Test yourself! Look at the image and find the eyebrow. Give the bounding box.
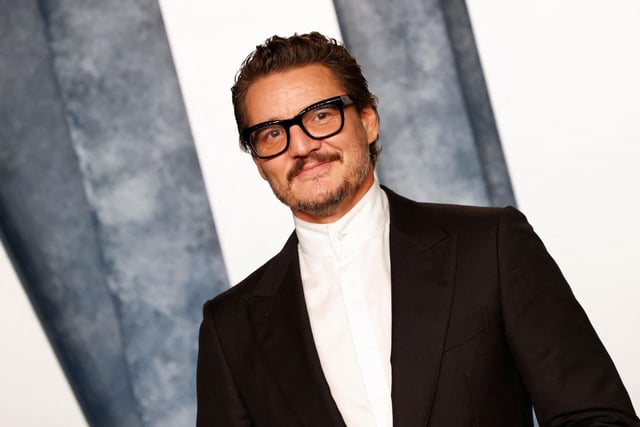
[252,97,334,125]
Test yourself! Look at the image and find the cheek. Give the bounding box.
[256,158,290,183]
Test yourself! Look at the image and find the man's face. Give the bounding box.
[244,64,379,224]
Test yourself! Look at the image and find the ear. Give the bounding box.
[252,156,268,180]
[360,105,380,145]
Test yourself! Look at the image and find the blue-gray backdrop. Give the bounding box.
[0,0,514,425]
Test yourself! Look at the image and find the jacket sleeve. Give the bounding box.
[497,206,640,426]
[196,300,252,427]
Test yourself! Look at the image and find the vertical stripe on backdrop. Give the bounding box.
[1,3,142,424]
[332,0,516,207]
[440,0,516,206]
[0,0,229,425]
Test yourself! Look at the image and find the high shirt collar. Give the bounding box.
[294,180,389,257]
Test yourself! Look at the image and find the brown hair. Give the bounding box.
[231,32,380,163]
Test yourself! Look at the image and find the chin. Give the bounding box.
[292,180,353,216]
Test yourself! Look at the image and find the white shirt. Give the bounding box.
[294,182,393,427]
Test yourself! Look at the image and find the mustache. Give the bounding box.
[287,151,342,182]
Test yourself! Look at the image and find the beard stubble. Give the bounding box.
[268,148,371,218]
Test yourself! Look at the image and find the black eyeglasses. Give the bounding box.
[241,95,354,159]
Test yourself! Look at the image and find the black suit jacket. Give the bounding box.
[197,187,639,426]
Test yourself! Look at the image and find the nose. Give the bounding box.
[287,124,322,157]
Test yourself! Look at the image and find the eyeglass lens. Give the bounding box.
[250,102,343,158]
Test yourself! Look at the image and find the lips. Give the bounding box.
[287,152,342,181]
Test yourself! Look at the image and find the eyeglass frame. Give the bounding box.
[240,95,355,159]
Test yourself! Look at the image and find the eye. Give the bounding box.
[309,105,339,124]
[267,128,282,139]
[315,110,330,121]
[254,125,285,145]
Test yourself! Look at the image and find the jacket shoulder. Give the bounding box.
[383,185,523,232]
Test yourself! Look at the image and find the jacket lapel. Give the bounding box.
[385,188,457,426]
[247,233,345,426]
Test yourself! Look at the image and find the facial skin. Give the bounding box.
[245,64,379,224]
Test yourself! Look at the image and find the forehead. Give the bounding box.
[244,64,345,125]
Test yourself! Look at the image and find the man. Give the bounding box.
[197,32,639,426]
